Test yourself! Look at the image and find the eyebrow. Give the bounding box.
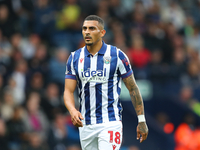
[82,26,97,29]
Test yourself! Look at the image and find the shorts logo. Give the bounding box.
[112,145,116,150]
[104,56,111,64]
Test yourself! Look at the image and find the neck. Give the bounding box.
[87,40,103,56]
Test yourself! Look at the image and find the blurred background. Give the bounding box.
[0,0,200,150]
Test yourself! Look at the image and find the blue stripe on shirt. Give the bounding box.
[73,49,82,112]
[118,50,131,72]
[66,54,72,74]
[121,69,133,79]
[108,46,117,121]
[65,74,76,80]
[84,55,91,125]
[95,54,104,123]
[117,75,122,120]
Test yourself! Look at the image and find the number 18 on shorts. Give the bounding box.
[79,121,122,150]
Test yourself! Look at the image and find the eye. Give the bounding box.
[90,27,95,30]
[82,27,87,30]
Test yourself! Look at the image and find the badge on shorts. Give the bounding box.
[103,56,111,64]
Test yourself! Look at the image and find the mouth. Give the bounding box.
[85,36,92,41]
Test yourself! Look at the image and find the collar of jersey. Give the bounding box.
[84,41,107,57]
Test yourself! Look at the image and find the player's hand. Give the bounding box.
[137,122,148,143]
[70,110,84,127]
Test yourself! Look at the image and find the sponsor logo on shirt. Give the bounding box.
[81,68,107,82]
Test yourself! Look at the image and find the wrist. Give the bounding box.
[68,108,77,114]
[138,115,146,123]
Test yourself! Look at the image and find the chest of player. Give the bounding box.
[74,54,118,83]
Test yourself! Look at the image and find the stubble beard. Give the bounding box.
[85,42,93,46]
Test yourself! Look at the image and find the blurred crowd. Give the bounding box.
[0,0,200,150]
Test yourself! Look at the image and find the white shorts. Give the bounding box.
[79,121,123,150]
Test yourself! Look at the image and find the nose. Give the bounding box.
[85,29,90,34]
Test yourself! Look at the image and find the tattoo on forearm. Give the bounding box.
[123,75,144,115]
[138,122,147,133]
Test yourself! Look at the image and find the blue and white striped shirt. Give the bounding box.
[65,42,133,125]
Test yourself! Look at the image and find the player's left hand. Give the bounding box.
[137,122,148,143]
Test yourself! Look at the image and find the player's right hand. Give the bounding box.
[137,122,148,143]
[70,110,84,127]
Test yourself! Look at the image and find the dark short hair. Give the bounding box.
[84,15,104,29]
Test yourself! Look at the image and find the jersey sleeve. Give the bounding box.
[65,52,77,80]
[118,50,133,79]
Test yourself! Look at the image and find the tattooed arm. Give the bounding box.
[123,74,148,143]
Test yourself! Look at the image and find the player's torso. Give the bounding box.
[72,44,122,125]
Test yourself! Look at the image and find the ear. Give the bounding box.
[101,29,106,38]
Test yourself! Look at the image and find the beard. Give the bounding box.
[85,42,93,46]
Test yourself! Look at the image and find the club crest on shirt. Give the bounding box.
[103,56,111,64]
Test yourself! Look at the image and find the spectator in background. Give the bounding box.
[161,23,176,63]
[0,4,16,38]
[126,1,147,35]
[19,34,40,60]
[26,72,45,97]
[169,47,187,81]
[54,0,82,51]
[6,106,26,150]
[0,74,4,99]
[179,85,194,104]
[10,33,38,60]
[186,25,200,54]
[143,22,165,51]
[0,119,9,150]
[95,0,110,39]
[183,16,194,38]
[4,77,23,106]
[174,113,200,150]
[47,112,80,150]
[190,0,200,25]
[0,29,12,66]
[41,83,66,121]
[11,59,28,105]
[21,132,49,150]
[148,50,166,81]
[128,35,151,68]
[0,91,15,121]
[177,0,195,15]
[146,0,160,23]
[22,92,49,140]
[49,48,69,89]
[33,0,56,41]
[182,61,200,87]
[161,1,186,30]
[178,86,200,117]
[11,0,34,36]
[56,0,81,31]
[109,20,128,52]
[108,0,126,21]
[28,43,49,76]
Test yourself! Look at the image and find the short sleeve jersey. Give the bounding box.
[65,42,133,125]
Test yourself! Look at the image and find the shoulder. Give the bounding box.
[108,44,125,55]
[106,44,121,55]
[70,47,84,58]
[72,47,84,55]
